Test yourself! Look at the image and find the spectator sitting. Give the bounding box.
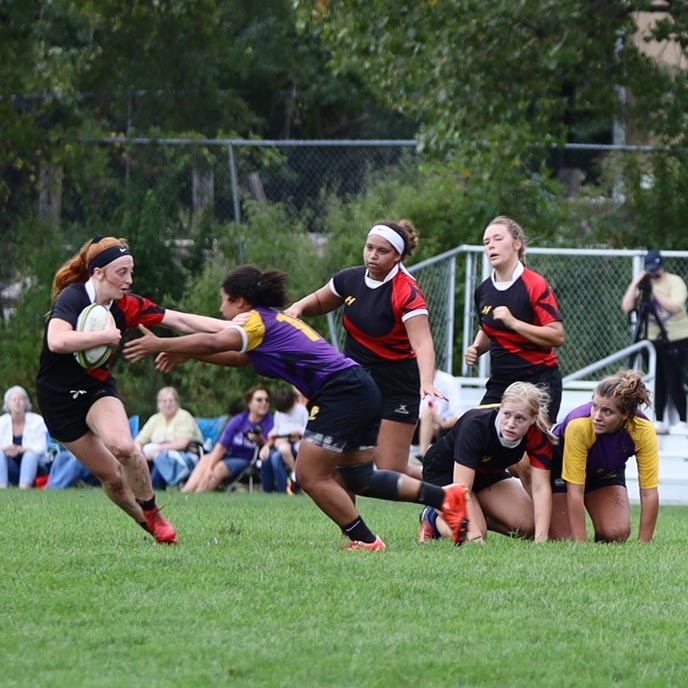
[47,416,140,489]
[259,386,308,493]
[47,447,99,489]
[135,387,203,489]
[182,386,274,493]
[0,385,50,489]
[417,370,462,458]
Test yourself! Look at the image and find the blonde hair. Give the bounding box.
[52,236,129,303]
[595,369,651,418]
[372,219,419,259]
[487,216,528,265]
[501,381,558,444]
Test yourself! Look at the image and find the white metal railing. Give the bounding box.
[455,340,657,415]
[562,340,655,384]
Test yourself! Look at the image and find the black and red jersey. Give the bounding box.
[433,406,553,474]
[330,265,428,367]
[474,267,562,380]
[37,281,165,389]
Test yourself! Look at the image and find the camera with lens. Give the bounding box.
[244,423,263,439]
[638,274,653,299]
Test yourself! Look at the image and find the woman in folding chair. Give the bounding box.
[181,386,273,493]
[124,265,470,551]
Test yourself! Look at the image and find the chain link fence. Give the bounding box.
[327,246,688,380]
[56,137,417,233]
[47,137,660,233]
[24,137,688,380]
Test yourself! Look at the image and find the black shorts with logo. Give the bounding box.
[364,357,420,424]
[303,366,382,453]
[36,378,120,443]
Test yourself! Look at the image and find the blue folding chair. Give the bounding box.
[194,415,229,453]
[129,415,140,437]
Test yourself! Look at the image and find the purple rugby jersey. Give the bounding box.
[233,306,358,400]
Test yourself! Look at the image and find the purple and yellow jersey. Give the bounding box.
[228,306,358,400]
[557,402,659,489]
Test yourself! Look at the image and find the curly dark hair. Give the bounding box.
[222,265,289,308]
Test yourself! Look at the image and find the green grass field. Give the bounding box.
[3,489,687,688]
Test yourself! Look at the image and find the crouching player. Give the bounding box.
[419,382,556,543]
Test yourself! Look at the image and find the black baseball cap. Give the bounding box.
[644,250,663,272]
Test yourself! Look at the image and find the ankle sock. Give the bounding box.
[342,517,376,544]
[138,497,156,512]
[417,483,445,509]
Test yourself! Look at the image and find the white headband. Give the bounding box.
[367,224,405,255]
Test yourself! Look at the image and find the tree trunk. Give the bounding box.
[192,166,214,232]
[38,165,63,226]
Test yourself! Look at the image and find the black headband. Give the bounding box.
[88,245,131,274]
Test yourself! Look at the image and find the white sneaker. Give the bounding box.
[670,421,688,435]
[654,421,669,435]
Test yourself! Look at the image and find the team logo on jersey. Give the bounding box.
[309,405,320,421]
[70,389,87,399]
[394,404,409,415]
[344,296,356,306]
[481,305,492,315]
[481,454,491,463]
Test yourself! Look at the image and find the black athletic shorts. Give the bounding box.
[365,357,420,424]
[421,440,453,486]
[303,366,381,453]
[481,365,562,424]
[36,378,120,443]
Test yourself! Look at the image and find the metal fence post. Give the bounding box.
[227,142,241,225]
[445,255,456,374]
[462,250,474,377]
[227,142,243,262]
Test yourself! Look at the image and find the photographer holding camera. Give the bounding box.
[182,386,274,492]
[622,250,688,434]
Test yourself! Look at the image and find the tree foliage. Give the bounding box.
[295,1,688,248]
[3,0,688,413]
[297,1,684,150]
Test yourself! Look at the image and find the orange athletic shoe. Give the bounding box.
[441,483,469,546]
[342,535,386,551]
[418,506,440,542]
[143,506,179,544]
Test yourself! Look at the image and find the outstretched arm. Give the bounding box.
[160,309,230,334]
[283,285,343,319]
[124,325,245,363]
[154,350,250,373]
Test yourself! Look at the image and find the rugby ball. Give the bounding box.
[75,303,115,369]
